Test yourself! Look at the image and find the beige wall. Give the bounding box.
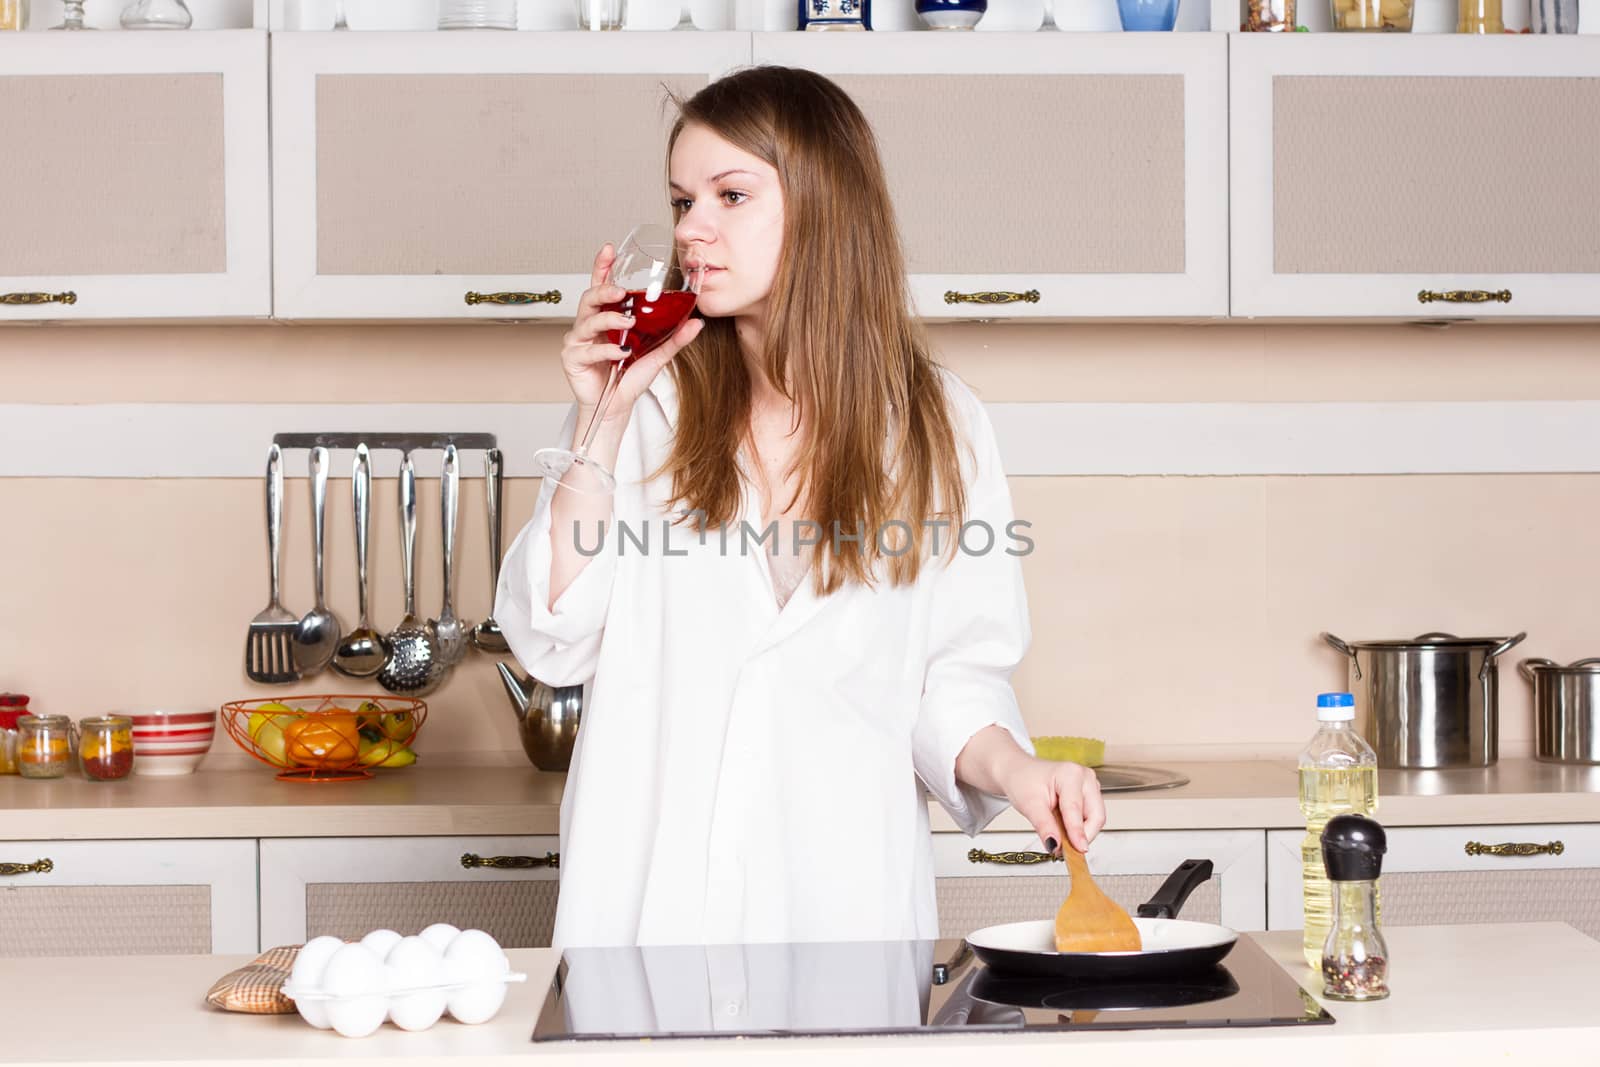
[4,322,1599,768]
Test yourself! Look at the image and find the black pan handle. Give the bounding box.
[1136,859,1214,919]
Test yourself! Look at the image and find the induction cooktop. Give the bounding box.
[531,935,1333,1041]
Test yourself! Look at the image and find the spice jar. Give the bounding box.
[1320,813,1390,1001]
[17,713,74,780]
[1457,0,1503,32]
[0,694,29,774]
[1244,0,1296,30]
[79,716,134,781]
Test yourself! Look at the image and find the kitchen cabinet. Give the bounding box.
[0,31,271,323]
[1267,822,1600,940]
[1231,35,1600,321]
[259,835,561,948]
[753,32,1230,322]
[269,31,748,321]
[0,839,257,956]
[934,829,1264,939]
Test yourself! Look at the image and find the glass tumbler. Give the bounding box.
[1330,0,1412,28]
[576,0,625,30]
[439,0,517,28]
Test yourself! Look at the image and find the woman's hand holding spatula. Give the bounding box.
[1051,812,1142,954]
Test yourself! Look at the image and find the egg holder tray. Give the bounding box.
[280,973,529,1004]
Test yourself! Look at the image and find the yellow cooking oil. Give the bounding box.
[1300,765,1379,967]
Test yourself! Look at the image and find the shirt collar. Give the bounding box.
[647,365,680,428]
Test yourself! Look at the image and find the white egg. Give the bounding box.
[417,922,461,954]
[359,928,403,961]
[287,936,345,1030]
[444,929,511,1025]
[319,943,388,1038]
[384,936,447,1032]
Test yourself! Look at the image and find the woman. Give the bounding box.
[496,66,1104,949]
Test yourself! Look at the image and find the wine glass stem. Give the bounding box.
[573,359,624,462]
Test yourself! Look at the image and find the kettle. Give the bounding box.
[495,662,583,772]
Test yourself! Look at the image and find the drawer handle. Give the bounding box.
[1417,289,1511,305]
[464,290,562,306]
[460,852,559,870]
[943,289,1040,306]
[0,858,53,876]
[1,291,76,306]
[1465,840,1564,858]
[967,848,1059,866]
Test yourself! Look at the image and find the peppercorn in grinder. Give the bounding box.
[1320,814,1389,1001]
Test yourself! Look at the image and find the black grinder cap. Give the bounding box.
[1321,814,1387,882]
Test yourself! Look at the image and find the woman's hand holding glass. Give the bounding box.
[537,230,704,494]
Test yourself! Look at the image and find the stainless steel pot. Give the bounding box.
[1519,657,1600,765]
[1321,631,1526,769]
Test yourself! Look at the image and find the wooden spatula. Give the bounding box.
[1054,846,1142,953]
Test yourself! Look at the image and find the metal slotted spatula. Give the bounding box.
[1055,846,1142,954]
[245,444,301,684]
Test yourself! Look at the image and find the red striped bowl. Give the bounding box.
[120,709,216,776]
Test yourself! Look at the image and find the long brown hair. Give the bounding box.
[659,66,967,597]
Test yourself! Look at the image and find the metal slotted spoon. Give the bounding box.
[378,453,440,696]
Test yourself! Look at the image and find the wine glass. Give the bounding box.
[532,225,702,494]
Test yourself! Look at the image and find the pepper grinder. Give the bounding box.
[1320,813,1389,1001]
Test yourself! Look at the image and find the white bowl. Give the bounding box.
[126,712,216,775]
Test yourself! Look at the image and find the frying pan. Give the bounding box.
[965,859,1239,982]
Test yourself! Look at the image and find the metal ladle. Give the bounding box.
[378,453,440,695]
[471,448,509,654]
[291,445,342,678]
[332,444,387,678]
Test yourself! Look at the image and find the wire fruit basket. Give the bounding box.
[221,695,427,782]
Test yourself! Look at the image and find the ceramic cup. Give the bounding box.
[916,0,987,28]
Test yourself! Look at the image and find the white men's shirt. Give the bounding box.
[495,365,1033,948]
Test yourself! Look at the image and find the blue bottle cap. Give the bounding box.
[1317,693,1355,708]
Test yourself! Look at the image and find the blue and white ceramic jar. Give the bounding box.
[915,0,987,29]
[799,0,872,30]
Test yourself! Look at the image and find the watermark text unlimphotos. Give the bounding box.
[565,511,1035,558]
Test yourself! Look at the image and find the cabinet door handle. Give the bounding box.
[460,852,559,870]
[464,290,562,306]
[943,289,1040,306]
[1417,289,1512,305]
[0,858,53,876]
[967,848,1059,866]
[1,291,76,306]
[1465,840,1564,858]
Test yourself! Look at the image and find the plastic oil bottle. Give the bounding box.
[1299,692,1378,968]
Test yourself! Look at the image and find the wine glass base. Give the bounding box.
[532,448,617,494]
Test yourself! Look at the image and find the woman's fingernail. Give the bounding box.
[1045,837,1058,853]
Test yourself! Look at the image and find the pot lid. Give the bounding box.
[1519,657,1600,674]
[1339,632,1517,650]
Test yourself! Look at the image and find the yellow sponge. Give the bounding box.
[1032,736,1106,767]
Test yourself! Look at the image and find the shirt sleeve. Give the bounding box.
[911,375,1035,836]
[493,404,621,688]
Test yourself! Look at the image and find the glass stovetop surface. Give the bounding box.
[532,935,1333,1041]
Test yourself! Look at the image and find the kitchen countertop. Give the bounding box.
[3,759,1599,841]
[4,923,1598,1065]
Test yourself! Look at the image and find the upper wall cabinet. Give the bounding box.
[1231,35,1600,321]
[270,31,748,321]
[751,32,1230,321]
[0,31,270,323]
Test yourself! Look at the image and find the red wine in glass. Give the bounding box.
[529,224,702,494]
[602,288,698,369]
